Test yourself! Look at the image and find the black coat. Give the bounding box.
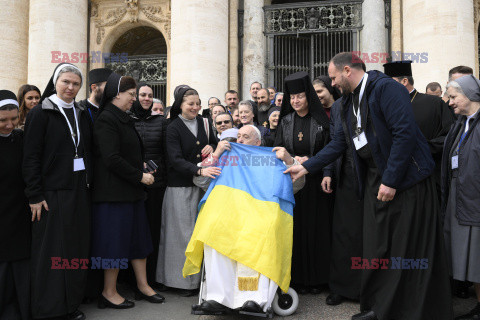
[78,99,100,123]
[166,116,217,187]
[0,130,30,261]
[129,111,168,188]
[23,99,93,204]
[93,103,145,202]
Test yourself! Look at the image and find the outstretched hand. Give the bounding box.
[283,164,308,182]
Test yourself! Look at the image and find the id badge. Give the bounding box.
[74,158,85,171]
[451,155,458,169]
[353,131,368,150]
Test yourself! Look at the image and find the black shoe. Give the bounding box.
[134,288,165,303]
[152,282,169,292]
[455,303,480,320]
[177,289,197,297]
[293,285,308,295]
[199,300,230,313]
[67,310,86,320]
[326,293,345,306]
[240,300,263,313]
[310,286,323,294]
[352,310,378,320]
[455,286,471,299]
[97,294,135,309]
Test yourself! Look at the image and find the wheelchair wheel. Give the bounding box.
[272,287,299,316]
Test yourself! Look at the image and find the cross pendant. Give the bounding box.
[298,131,304,141]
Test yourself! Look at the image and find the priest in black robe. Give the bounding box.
[384,61,455,201]
[0,90,31,320]
[286,52,452,320]
[78,68,112,124]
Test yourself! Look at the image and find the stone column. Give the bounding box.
[390,0,403,53]
[242,0,265,100]
[403,0,475,90]
[360,0,387,71]
[229,0,240,93]
[170,0,229,108]
[28,0,88,98]
[0,0,29,93]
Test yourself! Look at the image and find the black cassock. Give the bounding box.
[275,112,334,288]
[349,95,452,320]
[410,89,455,199]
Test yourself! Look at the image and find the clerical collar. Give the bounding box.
[87,98,99,109]
[49,94,74,109]
[0,132,11,137]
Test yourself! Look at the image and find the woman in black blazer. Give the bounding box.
[92,73,163,309]
[156,86,218,296]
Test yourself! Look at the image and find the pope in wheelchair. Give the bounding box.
[182,126,304,317]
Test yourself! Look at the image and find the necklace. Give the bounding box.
[296,113,309,142]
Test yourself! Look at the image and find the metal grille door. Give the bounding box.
[265,1,362,92]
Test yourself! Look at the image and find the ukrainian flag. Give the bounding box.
[183,143,295,292]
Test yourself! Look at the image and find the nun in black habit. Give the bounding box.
[274,72,334,293]
[23,63,92,320]
[0,90,31,320]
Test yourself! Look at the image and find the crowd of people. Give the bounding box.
[1,51,479,320]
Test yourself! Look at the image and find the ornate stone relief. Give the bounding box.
[92,0,171,45]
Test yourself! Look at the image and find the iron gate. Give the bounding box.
[106,54,167,104]
[265,1,362,92]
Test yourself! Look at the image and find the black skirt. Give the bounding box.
[361,166,453,320]
[31,171,90,319]
[291,173,333,287]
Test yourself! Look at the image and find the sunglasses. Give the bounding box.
[216,120,231,125]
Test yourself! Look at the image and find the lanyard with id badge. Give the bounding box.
[451,122,469,170]
[58,106,85,171]
[352,74,369,150]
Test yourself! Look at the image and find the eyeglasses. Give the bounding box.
[216,120,231,125]
[126,92,137,98]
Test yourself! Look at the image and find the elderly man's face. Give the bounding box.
[0,109,19,135]
[237,126,261,146]
[152,102,164,115]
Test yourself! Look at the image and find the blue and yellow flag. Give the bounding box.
[183,143,295,292]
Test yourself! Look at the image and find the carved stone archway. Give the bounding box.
[89,0,171,104]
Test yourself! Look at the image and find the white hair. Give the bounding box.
[153,98,164,106]
[446,80,465,96]
[238,100,254,113]
[245,124,261,142]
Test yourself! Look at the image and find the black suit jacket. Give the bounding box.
[166,116,217,187]
[92,103,145,202]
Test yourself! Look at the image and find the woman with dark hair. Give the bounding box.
[263,106,280,147]
[17,84,41,129]
[92,73,164,309]
[313,76,341,119]
[274,71,333,294]
[156,86,218,296]
[129,82,168,289]
[23,63,92,320]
